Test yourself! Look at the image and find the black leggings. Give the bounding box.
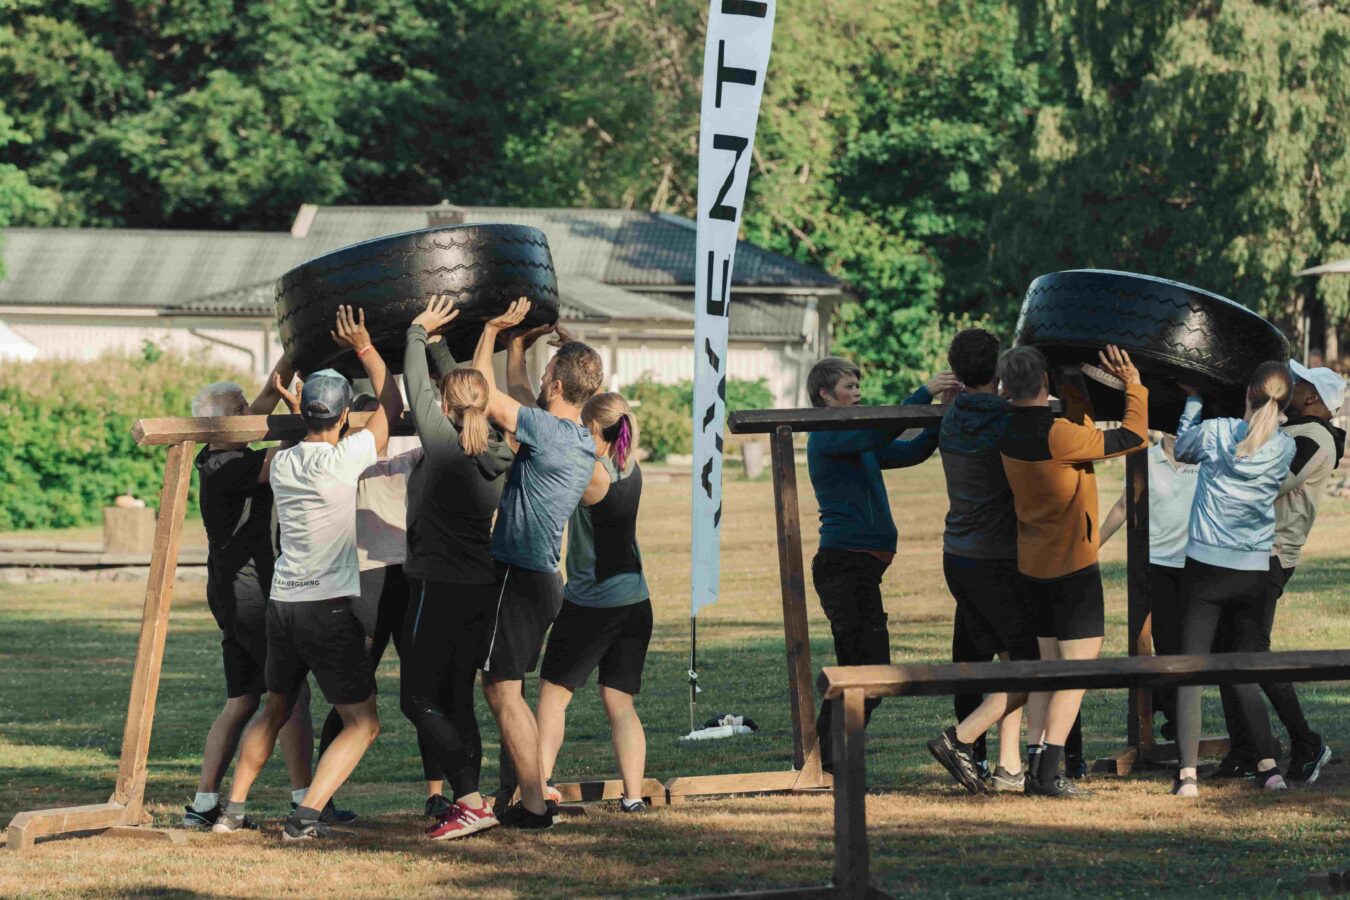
[1218,561,1319,760]
[1176,558,1280,769]
[317,565,441,782]
[399,578,494,800]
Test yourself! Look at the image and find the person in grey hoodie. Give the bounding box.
[1171,361,1296,798]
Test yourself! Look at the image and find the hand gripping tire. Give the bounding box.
[275,224,559,378]
[1014,270,1290,426]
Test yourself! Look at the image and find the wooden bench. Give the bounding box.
[807,650,1350,899]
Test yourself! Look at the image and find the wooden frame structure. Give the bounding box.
[729,402,1226,779]
[803,651,1350,898]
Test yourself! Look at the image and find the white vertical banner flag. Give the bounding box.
[690,0,776,616]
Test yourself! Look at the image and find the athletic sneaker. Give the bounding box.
[1025,775,1089,799]
[1209,756,1257,780]
[619,799,649,814]
[1065,753,1088,780]
[210,810,261,833]
[182,803,221,829]
[989,766,1025,793]
[282,818,332,841]
[1259,771,1288,791]
[926,726,986,795]
[496,802,554,831]
[424,794,454,820]
[427,802,500,841]
[974,759,991,783]
[292,800,358,825]
[1286,742,1333,784]
[1171,776,1199,798]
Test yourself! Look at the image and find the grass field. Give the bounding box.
[2,461,1349,897]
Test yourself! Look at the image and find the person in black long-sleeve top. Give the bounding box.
[400,295,516,840]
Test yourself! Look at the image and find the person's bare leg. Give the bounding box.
[600,686,646,801]
[1024,637,1059,746]
[1043,637,1103,744]
[278,681,314,790]
[997,706,1024,773]
[197,695,260,793]
[483,675,547,815]
[953,651,1028,748]
[428,780,444,799]
[537,680,574,784]
[226,691,299,804]
[300,693,380,813]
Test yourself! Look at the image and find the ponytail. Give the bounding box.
[1235,361,1293,458]
[441,369,491,457]
[582,392,640,474]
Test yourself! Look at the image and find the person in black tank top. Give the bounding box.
[538,392,655,813]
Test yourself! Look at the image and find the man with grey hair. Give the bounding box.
[184,355,316,830]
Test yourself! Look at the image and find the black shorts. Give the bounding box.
[942,554,1039,661]
[206,580,268,699]
[265,597,377,705]
[1026,564,1105,641]
[483,563,564,680]
[541,599,653,695]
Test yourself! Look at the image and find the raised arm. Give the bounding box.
[1048,347,1148,463]
[333,305,402,455]
[259,372,303,483]
[473,297,531,435]
[406,294,463,445]
[248,355,296,415]
[506,325,552,408]
[1173,387,1209,464]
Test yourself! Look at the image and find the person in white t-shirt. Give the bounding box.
[1101,431,1200,740]
[214,305,403,842]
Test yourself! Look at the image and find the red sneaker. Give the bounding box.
[426,802,499,841]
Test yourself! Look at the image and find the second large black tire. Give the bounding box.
[275,224,560,377]
[1014,269,1291,426]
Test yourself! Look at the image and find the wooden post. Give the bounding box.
[1125,449,1153,754]
[7,440,194,850]
[772,426,817,772]
[832,689,870,899]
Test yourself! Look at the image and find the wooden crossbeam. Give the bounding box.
[131,411,417,446]
[727,402,1062,435]
[818,650,1350,699]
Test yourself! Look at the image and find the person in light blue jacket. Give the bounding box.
[1171,361,1296,798]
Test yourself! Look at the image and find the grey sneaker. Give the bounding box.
[282,818,332,841]
[926,726,986,794]
[619,799,649,814]
[990,766,1026,792]
[210,810,260,833]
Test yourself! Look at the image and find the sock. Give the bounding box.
[621,798,644,811]
[192,792,219,813]
[1039,743,1065,785]
[1027,744,1043,779]
[224,800,246,818]
[293,804,323,824]
[291,788,308,805]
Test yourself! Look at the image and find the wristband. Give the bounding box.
[356,344,374,358]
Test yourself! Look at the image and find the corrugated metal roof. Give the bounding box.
[637,292,809,339]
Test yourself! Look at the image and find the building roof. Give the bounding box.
[0,203,839,341]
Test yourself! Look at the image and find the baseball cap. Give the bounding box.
[300,369,353,427]
[1290,360,1346,414]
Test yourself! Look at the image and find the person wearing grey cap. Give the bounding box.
[214,305,403,841]
[1215,361,1345,785]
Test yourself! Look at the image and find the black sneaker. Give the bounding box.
[619,799,649,814]
[1025,775,1090,798]
[210,810,261,833]
[424,794,453,819]
[291,800,358,825]
[282,818,332,841]
[497,802,553,830]
[1286,742,1333,784]
[1065,753,1088,780]
[990,766,1026,793]
[926,726,987,795]
[182,803,221,829]
[1209,756,1257,780]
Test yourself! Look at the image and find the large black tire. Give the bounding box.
[1014,269,1290,426]
[275,224,559,377]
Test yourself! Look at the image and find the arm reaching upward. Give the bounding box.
[333,305,402,455]
[473,297,531,435]
[506,324,551,408]
[248,355,296,415]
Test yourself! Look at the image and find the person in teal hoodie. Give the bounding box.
[805,357,960,772]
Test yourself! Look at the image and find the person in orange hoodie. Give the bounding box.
[1001,344,1146,797]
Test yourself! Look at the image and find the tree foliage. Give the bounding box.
[3,0,1349,399]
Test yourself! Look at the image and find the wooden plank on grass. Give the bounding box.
[818,650,1350,699]
[552,778,668,806]
[665,770,805,798]
[5,803,130,851]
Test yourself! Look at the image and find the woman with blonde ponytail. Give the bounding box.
[399,296,516,839]
[1170,361,1296,798]
[536,392,654,813]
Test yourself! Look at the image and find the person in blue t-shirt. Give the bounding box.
[472,297,604,831]
[805,357,960,773]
